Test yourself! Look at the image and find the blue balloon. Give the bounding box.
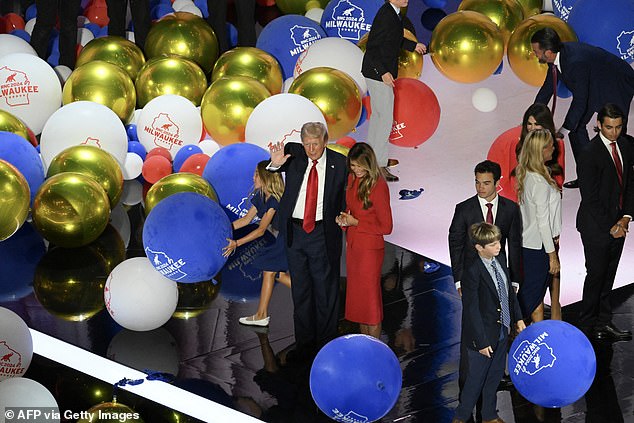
[256,15,327,80]
[557,79,572,99]
[493,60,503,75]
[567,0,634,63]
[173,144,203,173]
[0,131,45,205]
[310,334,402,421]
[320,0,383,42]
[423,0,447,7]
[194,0,209,18]
[97,25,109,38]
[420,8,446,31]
[84,22,102,37]
[143,192,231,283]
[25,3,37,21]
[10,29,30,42]
[0,223,45,302]
[509,320,596,408]
[151,4,174,20]
[202,143,269,221]
[552,0,578,22]
[127,141,147,161]
[227,23,238,49]
[126,123,139,141]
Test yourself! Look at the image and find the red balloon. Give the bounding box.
[336,136,356,149]
[84,5,110,27]
[179,153,210,176]
[146,147,173,162]
[142,155,172,184]
[487,127,565,203]
[389,79,440,148]
[3,13,25,32]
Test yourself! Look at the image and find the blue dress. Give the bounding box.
[250,192,289,272]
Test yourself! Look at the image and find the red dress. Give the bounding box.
[344,175,393,325]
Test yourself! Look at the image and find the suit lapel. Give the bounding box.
[478,259,499,298]
[324,149,335,206]
[469,195,485,222]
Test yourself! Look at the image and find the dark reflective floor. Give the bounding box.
[2,203,633,422]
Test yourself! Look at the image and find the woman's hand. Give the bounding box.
[222,238,238,257]
[548,251,560,274]
[337,211,358,227]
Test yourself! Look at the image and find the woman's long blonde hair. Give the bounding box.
[255,160,284,201]
[347,143,381,209]
[515,129,559,203]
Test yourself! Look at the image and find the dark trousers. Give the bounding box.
[455,332,508,422]
[30,0,81,68]
[286,222,340,349]
[579,231,625,330]
[105,0,150,52]
[207,0,256,53]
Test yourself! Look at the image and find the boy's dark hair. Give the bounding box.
[530,27,563,53]
[470,222,502,247]
[597,103,625,124]
[474,160,502,183]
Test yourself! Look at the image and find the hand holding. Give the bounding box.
[222,238,237,257]
[414,43,427,54]
[381,72,395,87]
[479,346,493,358]
[516,320,526,334]
[338,211,358,227]
[548,252,560,274]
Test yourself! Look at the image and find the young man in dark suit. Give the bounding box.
[577,103,633,342]
[452,222,525,423]
[268,122,348,356]
[531,27,634,188]
[361,0,425,182]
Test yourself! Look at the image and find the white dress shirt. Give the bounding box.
[520,172,562,253]
[477,194,499,223]
[292,153,327,221]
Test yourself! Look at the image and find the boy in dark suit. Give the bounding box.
[452,223,525,423]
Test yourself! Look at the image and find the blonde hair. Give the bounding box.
[515,129,559,203]
[470,222,501,247]
[255,160,284,201]
[347,143,381,209]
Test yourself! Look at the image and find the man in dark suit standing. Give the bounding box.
[106,0,150,53]
[207,0,256,54]
[30,0,81,69]
[269,122,347,355]
[531,27,634,188]
[577,103,633,342]
[361,0,425,182]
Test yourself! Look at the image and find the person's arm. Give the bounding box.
[448,205,467,292]
[222,206,268,257]
[527,176,560,274]
[267,142,292,170]
[231,205,258,231]
[340,180,393,234]
[461,264,489,352]
[535,63,554,105]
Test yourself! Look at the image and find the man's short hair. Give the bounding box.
[474,160,502,183]
[301,122,328,143]
[597,103,625,125]
[531,27,563,53]
[470,222,502,247]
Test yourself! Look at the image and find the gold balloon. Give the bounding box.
[515,0,542,18]
[458,0,524,47]
[33,244,107,321]
[0,110,35,146]
[145,173,218,216]
[47,145,124,208]
[212,47,283,95]
[145,13,218,74]
[326,143,350,157]
[33,172,111,248]
[507,14,577,86]
[430,11,505,84]
[63,60,137,123]
[173,280,220,319]
[135,56,208,108]
[275,0,328,14]
[0,159,30,241]
[89,224,126,274]
[200,76,271,145]
[357,29,423,80]
[78,402,144,423]
[76,36,146,81]
[289,67,362,140]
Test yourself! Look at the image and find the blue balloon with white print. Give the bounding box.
[320,0,383,42]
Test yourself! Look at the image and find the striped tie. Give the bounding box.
[491,260,511,329]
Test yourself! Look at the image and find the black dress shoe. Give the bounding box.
[563,179,579,189]
[497,374,513,391]
[593,324,633,341]
[381,167,399,182]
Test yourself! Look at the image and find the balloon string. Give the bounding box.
[112,370,175,401]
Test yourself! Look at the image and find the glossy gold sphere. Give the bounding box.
[47,145,124,208]
[458,0,525,47]
[200,76,271,145]
[0,159,30,241]
[326,143,350,157]
[275,0,328,14]
[515,0,542,18]
[0,110,34,145]
[289,67,361,140]
[212,47,283,95]
[135,56,209,108]
[173,280,220,319]
[145,173,218,216]
[145,13,218,74]
[76,36,146,80]
[507,14,577,87]
[430,11,505,83]
[357,29,423,80]
[33,172,111,248]
[63,60,136,123]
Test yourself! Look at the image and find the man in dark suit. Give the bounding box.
[30,0,82,68]
[106,0,150,53]
[269,122,347,355]
[577,103,633,342]
[531,27,634,188]
[207,0,256,54]
[361,0,425,182]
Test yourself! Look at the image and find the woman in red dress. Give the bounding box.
[336,143,393,339]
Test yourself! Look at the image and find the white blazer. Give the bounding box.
[520,172,562,253]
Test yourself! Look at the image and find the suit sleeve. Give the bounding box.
[535,64,554,106]
[365,10,390,77]
[623,143,634,217]
[577,147,614,231]
[506,203,522,285]
[448,205,467,282]
[525,175,556,253]
[462,264,489,350]
[562,65,590,131]
[356,178,393,235]
[402,37,417,52]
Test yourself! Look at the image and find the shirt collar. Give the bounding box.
[477,193,498,208]
[389,3,400,15]
[554,52,561,73]
[598,131,617,147]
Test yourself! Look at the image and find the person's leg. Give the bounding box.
[549,273,562,320]
[129,0,150,51]
[579,232,610,331]
[105,0,126,37]
[234,0,256,47]
[30,0,57,60]
[365,78,393,167]
[58,0,81,68]
[531,302,544,323]
[367,323,381,339]
[567,111,593,167]
[454,348,492,421]
[207,0,228,53]
[597,238,625,327]
[276,271,291,288]
[480,334,507,421]
[250,271,275,320]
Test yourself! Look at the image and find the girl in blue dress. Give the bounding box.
[222,161,291,327]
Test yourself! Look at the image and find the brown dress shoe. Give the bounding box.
[387,158,399,167]
[381,167,399,182]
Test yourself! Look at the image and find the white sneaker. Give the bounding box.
[239,315,270,327]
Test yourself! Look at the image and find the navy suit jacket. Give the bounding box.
[461,258,522,351]
[449,195,522,285]
[535,42,634,132]
[577,134,634,237]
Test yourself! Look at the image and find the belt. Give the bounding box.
[291,218,323,226]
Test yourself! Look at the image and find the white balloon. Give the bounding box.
[53,65,72,85]
[294,37,367,94]
[471,88,498,113]
[0,307,33,381]
[125,31,136,43]
[105,257,179,331]
[305,7,324,23]
[0,53,62,134]
[0,378,59,419]
[198,139,221,157]
[282,76,295,93]
[77,27,95,47]
[179,4,203,16]
[24,18,37,36]
[131,108,143,126]
[0,34,37,57]
[121,179,144,205]
[122,151,143,180]
[245,93,326,150]
[40,101,128,169]
[137,94,203,157]
[107,328,179,376]
[172,0,195,10]
[77,15,91,27]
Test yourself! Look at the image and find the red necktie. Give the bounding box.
[610,142,623,207]
[303,159,318,233]
[486,203,494,224]
[551,65,558,114]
